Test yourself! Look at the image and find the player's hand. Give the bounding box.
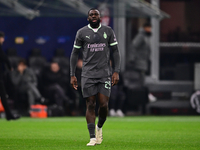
[111,72,119,86]
[70,76,78,90]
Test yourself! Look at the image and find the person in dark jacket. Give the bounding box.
[41,62,73,108]
[127,22,152,84]
[0,31,20,120]
[127,22,156,102]
[10,59,44,109]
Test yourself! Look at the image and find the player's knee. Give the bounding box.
[100,102,108,110]
[87,101,96,110]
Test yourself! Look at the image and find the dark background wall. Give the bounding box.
[160,0,200,42]
[0,17,88,60]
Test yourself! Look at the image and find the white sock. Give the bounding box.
[97,125,101,130]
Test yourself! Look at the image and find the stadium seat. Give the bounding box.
[52,48,70,75]
[6,48,21,69]
[28,48,47,76]
[123,70,143,89]
[122,71,149,114]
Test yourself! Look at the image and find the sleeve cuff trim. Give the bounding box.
[74,45,81,48]
[110,42,118,46]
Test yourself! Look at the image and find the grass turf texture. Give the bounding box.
[0,116,199,150]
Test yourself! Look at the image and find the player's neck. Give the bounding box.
[90,23,100,29]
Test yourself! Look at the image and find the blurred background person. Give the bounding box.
[10,59,45,111]
[127,22,156,103]
[0,31,20,120]
[41,61,74,115]
[127,22,151,86]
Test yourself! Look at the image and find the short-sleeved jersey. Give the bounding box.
[73,24,118,78]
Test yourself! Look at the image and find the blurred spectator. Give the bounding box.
[41,62,74,113]
[52,48,70,75]
[127,22,156,103]
[10,59,44,109]
[0,31,20,120]
[127,22,151,79]
[28,48,47,77]
[6,48,21,70]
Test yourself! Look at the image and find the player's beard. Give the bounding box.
[89,18,101,28]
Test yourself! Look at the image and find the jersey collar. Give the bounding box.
[88,24,101,33]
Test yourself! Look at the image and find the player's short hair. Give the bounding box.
[0,31,5,38]
[143,22,151,28]
[88,8,100,16]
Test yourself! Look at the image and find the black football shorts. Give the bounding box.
[81,77,111,98]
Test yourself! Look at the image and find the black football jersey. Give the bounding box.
[73,24,118,78]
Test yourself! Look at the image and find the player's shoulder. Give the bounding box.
[101,25,113,30]
[101,25,115,35]
[76,25,88,37]
[77,25,89,33]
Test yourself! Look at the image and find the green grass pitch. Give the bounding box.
[0,116,200,150]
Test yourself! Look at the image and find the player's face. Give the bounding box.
[87,10,101,28]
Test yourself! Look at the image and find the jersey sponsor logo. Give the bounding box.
[88,43,106,52]
[105,81,111,89]
[103,32,107,39]
[88,43,106,48]
[86,35,90,39]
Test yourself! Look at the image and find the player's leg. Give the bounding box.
[95,77,111,144]
[96,93,109,144]
[86,95,97,146]
[97,93,109,127]
[86,95,96,132]
[81,77,98,146]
